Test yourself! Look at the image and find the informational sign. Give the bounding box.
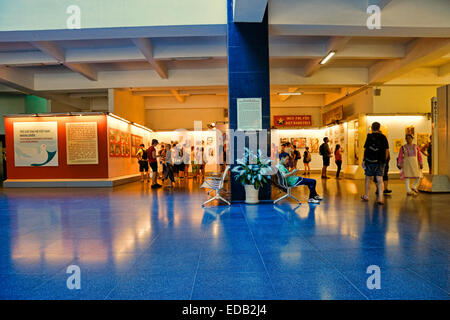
[273,115,312,128]
[322,105,343,126]
[109,128,130,157]
[13,122,58,167]
[66,122,98,165]
[237,98,262,131]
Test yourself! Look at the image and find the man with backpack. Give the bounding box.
[319,137,332,179]
[136,144,149,182]
[361,122,389,205]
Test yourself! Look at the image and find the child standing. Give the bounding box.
[398,134,423,195]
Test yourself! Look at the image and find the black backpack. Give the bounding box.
[364,134,382,163]
[141,149,148,161]
[319,143,325,156]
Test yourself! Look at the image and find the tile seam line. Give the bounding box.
[404,266,450,295]
[188,214,210,300]
[103,233,161,300]
[271,202,370,300]
[240,203,279,299]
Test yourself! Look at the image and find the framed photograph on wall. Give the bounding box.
[393,139,403,153]
[309,138,319,153]
[417,133,430,148]
[291,138,306,148]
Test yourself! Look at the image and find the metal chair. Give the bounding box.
[273,170,303,204]
[200,165,231,206]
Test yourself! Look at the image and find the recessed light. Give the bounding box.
[278,92,302,96]
[320,51,336,65]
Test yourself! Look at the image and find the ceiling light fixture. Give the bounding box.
[320,51,336,65]
[278,92,302,96]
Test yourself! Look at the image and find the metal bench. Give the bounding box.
[273,170,303,204]
[200,166,231,206]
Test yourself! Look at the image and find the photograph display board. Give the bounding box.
[13,122,58,167]
[237,98,262,131]
[131,134,144,158]
[109,128,130,157]
[66,122,99,165]
[322,105,343,126]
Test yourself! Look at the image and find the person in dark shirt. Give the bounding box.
[320,137,332,178]
[292,145,301,171]
[361,122,389,205]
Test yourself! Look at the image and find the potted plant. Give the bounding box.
[231,148,273,204]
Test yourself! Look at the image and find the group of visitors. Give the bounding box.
[276,121,430,206]
[318,137,344,179]
[361,121,426,205]
[136,139,207,189]
[279,142,312,175]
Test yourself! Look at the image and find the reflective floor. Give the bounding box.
[0,176,448,300]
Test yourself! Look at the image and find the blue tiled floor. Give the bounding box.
[0,177,448,300]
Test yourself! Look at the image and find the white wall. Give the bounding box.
[0,0,227,31]
[373,86,437,114]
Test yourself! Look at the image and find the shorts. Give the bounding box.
[149,161,158,173]
[322,157,330,167]
[179,163,186,172]
[365,162,385,177]
[139,160,149,172]
[373,163,389,182]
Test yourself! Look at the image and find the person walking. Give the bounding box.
[398,134,423,196]
[292,145,301,171]
[334,144,343,179]
[163,143,175,187]
[303,146,311,175]
[147,139,162,188]
[374,151,392,195]
[319,137,332,178]
[361,122,389,205]
[172,143,184,181]
[182,141,190,179]
[159,143,167,183]
[136,144,149,182]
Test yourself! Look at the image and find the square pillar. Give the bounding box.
[227,0,271,201]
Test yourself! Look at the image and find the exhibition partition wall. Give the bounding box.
[3,113,154,187]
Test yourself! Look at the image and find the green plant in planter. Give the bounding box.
[231,148,273,190]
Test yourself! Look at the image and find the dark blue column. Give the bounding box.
[227,0,271,201]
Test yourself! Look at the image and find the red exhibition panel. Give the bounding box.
[5,115,109,179]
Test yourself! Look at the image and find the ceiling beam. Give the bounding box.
[170,89,186,103]
[30,41,65,62]
[369,38,450,84]
[30,41,98,81]
[438,62,450,77]
[65,63,98,81]
[0,65,34,92]
[303,36,352,77]
[132,38,168,79]
[0,41,407,67]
